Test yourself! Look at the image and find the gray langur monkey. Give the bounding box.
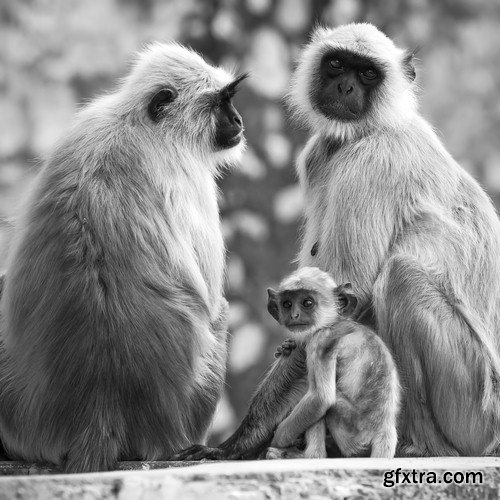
[175,23,500,461]
[0,43,246,472]
[265,267,400,459]
[291,23,500,457]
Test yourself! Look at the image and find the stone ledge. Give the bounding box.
[0,458,499,499]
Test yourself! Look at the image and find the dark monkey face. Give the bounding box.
[213,74,247,149]
[310,50,384,121]
[146,73,247,150]
[273,289,318,332]
[267,281,359,338]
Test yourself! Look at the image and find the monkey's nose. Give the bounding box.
[233,114,242,127]
[337,83,353,95]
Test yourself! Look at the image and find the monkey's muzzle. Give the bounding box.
[214,100,244,149]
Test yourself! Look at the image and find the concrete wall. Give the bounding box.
[0,458,499,499]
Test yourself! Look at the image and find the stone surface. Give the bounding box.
[0,458,499,499]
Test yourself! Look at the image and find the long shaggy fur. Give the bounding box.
[0,43,244,472]
[294,24,500,456]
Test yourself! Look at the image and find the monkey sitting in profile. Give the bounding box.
[266,267,400,458]
[0,43,246,472]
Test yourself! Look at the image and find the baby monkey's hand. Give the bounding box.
[274,339,297,358]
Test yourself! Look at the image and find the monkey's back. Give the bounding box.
[0,113,226,470]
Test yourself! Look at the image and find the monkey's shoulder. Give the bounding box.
[301,134,343,183]
[305,120,455,176]
[312,319,378,359]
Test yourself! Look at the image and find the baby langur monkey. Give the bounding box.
[266,267,400,458]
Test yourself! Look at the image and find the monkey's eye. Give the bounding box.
[282,300,292,309]
[302,298,314,308]
[329,59,343,69]
[360,68,378,81]
[148,87,178,122]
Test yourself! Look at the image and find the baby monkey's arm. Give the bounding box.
[271,353,336,448]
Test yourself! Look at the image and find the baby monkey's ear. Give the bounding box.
[335,282,358,317]
[267,288,280,322]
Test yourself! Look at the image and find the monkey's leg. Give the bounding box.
[373,255,495,456]
[304,419,327,458]
[371,426,398,458]
[171,346,307,460]
[271,391,328,449]
[182,298,230,448]
[325,396,364,457]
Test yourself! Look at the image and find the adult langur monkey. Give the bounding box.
[0,43,246,472]
[175,23,500,460]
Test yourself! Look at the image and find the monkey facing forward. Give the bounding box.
[176,23,500,461]
[0,43,246,472]
[266,267,400,459]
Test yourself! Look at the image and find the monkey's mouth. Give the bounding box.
[287,323,310,330]
[224,131,243,147]
[215,127,244,150]
[317,99,361,122]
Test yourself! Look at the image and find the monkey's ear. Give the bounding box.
[403,50,416,82]
[148,87,178,122]
[267,288,280,322]
[335,283,358,318]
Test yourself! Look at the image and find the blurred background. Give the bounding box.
[1,0,500,445]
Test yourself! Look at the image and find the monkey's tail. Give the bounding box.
[453,302,500,416]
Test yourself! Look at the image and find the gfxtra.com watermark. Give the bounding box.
[383,468,483,488]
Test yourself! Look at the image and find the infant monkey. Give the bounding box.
[267,267,400,458]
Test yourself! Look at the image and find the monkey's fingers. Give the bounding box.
[266,446,303,459]
[280,339,297,357]
[169,444,206,460]
[266,447,287,460]
[274,346,284,358]
[170,445,223,461]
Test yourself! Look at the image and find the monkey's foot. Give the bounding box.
[266,446,304,459]
[170,445,226,461]
[274,339,297,358]
[396,441,434,457]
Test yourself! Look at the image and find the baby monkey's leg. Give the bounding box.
[304,419,327,458]
[326,396,362,457]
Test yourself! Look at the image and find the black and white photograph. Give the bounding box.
[1,0,500,498]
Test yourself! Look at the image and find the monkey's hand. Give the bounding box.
[170,445,228,461]
[274,339,297,358]
[266,446,304,460]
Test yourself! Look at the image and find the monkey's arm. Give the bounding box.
[172,345,308,460]
[271,345,337,448]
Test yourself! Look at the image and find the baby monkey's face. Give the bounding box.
[267,269,358,341]
[279,289,318,334]
[267,287,328,340]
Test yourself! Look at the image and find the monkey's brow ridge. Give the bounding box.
[220,72,249,97]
